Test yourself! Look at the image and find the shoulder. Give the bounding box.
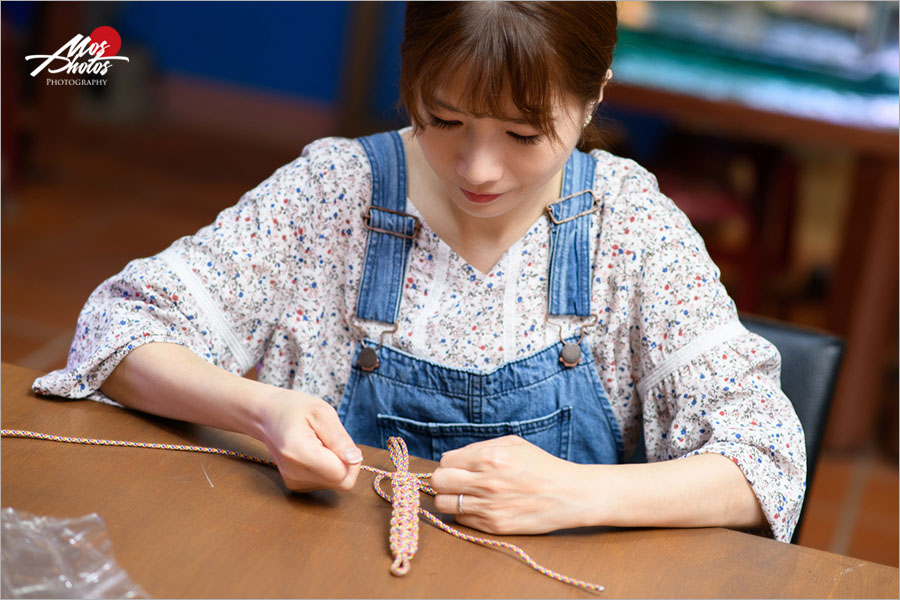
[588,149,668,222]
[584,149,738,343]
[299,135,368,172]
[587,149,704,259]
[588,148,658,192]
[295,135,371,192]
[241,135,378,219]
[238,136,366,200]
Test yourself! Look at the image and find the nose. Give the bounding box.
[456,135,503,188]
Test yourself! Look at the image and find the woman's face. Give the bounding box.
[414,76,587,223]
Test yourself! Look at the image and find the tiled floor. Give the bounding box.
[2,121,897,568]
[800,448,899,567]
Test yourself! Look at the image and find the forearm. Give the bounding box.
[574,453,767,530]
[101,342,363,491]
[432,436,768,535]
[100,342,279,442]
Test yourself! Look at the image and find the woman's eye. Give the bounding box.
[429,115,461,130]
[508,132,541,146]
[428,114,539,145]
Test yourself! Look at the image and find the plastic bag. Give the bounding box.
[1,507,148,599]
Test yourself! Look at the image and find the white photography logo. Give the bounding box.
[25,26,129,85]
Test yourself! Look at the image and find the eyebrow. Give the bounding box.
[433,98,530,125]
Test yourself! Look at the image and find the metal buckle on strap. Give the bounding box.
[363,206,421,239]
[545,189,600,225]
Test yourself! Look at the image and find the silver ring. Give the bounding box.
[457,493,465,515]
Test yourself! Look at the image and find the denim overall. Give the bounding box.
[337,131,623,464]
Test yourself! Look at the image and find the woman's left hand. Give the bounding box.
[430,435,588,534]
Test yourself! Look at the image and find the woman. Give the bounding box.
[34,2,804,542]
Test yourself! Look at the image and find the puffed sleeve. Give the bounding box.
[640,329,806,543]
[32,138,337,405]
[616,165,806,543]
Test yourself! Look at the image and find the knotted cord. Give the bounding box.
[376,437,428,575]
[1,429,604,593]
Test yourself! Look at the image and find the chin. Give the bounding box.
[456,199,517,221]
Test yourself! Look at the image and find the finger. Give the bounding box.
[281,470,331,492]
[440,436,514,470]
[274,417,356,486]
[455,514,505,535]
[334,462,362,492]
[280,452,361,492]
[433,492,480,516]
[281,435,351,489]
[439,443,487,470]
[308,402,363,465]
[429,466,477,494]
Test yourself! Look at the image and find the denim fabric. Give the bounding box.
[340,132,622,464]
[548,149,597,317]
[338,337,624,464]
[356,131,417,324]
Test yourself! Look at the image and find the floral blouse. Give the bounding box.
[34,132,806,542]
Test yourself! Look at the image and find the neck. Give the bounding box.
[404,132,564,273]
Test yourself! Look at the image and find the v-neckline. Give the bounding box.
[403,198,546,279]
[397,128,553,279]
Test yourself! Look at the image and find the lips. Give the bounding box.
[461,189,502,204]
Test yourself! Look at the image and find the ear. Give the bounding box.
[597,69,613,104]
[583,70,614,129]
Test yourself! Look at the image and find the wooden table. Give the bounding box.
[2,363,897,598]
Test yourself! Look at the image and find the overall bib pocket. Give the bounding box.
[376,406,573,461]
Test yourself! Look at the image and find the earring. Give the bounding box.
[583,114,593,128]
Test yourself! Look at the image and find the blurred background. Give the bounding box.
[2,0,897,566]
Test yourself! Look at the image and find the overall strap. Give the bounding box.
[356,131,420,324]
[546,149,599,317]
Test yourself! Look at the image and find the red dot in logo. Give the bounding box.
[89,26,121,57]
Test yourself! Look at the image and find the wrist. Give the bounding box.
[241,381,292,444]
[566,463,619,528]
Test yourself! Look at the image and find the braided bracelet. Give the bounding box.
[1,429,604,593]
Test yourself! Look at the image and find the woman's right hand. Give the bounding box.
[258,388,363,492]
[101,342,362,493]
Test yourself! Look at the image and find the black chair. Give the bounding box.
[628,315,844,543]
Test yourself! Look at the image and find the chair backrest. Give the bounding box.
[627,315,844,543]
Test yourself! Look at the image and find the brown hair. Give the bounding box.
[400,2,618,142]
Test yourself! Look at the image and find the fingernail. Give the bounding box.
[343,448,363,464]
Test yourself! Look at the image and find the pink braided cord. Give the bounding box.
[1,429,603,593]
[0,429,276,465]
[384,437,419,575]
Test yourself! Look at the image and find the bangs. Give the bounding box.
[402,3,567,140]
